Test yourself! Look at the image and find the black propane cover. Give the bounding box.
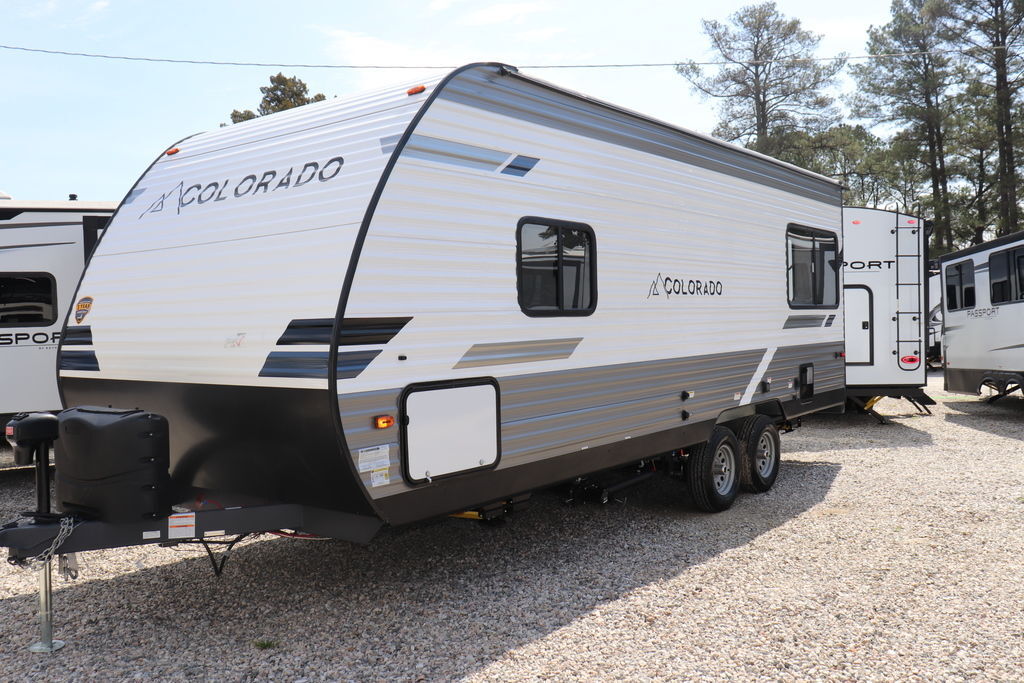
[55,407,172,522]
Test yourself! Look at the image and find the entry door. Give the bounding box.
[402,379,500,484]
[843,285,873,365]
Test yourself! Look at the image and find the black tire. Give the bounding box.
[685,426,741,512]
[736,415,781,493]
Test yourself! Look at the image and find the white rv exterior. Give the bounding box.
[841,207,930,401]
[54,64,845,535]
[941,231,1024,397]
[0,199,114,418]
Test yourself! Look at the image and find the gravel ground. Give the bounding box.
[1,373,1022,680]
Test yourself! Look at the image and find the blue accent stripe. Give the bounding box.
[60,350,99,371]
[259,350,380,380]
[501,155,539,176]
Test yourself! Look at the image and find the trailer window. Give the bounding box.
[990,251,1012,303]
[1016,252,1024,300]
[517,218,596,316]
[0,273,57,327]
[945,261,975,311]
[786,226,839,309]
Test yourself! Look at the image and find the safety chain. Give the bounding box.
[25,515,80,567]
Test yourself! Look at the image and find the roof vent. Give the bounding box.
[0,190,11,200]
[69,193,78,201]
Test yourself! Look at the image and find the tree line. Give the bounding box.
[231,2,1020,255]
[679,0,1023,255]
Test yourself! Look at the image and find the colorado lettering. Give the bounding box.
[139,155,345,219]
[647,272,724,299]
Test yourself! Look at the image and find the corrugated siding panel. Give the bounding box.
[68,77,440,387]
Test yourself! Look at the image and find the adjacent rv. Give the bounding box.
[2,63,846,563]
[0,197,114,439]
[940,231,1024,399]
[926,272,943,369]
[841,207,933,410]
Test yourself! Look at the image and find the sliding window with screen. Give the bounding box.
[786,225,839,309]
[516,217,596,317]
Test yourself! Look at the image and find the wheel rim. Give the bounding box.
[712,442,736,494]
[755,431,777,478]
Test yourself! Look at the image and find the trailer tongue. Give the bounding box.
[2,409,384,652]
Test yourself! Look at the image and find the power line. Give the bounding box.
[0,42,1007,70]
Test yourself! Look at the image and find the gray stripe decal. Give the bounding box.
[437,67,842,205]
[454,337,583,369]
[0,241,76,250]
[260,350,380,380]
[381,133,512,172]
[340,341,845,498]
[741,347,777,404]
[784,314,827,329]
[990,343,1024,351]
[62,325,93,345]
[59,350,99,371]
[500,155,540,176]
[0,221,81,230]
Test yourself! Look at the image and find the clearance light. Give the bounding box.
[407,85,426,96]
[907,219,917,224]
[851,220,861,225]
[901,355,920,364]
[373,415,396,429]
[165,148,180,155]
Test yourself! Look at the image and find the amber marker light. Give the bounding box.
[407,85,426,96]
[165,147,180,155]
[374,415,396,429]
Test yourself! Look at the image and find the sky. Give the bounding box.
[1,0,896,202]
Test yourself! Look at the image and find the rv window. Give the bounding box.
[945,261,975,311]
[990,251,1012,303]
[0,273,57,327]
[786,226,839,309]
[517,218,596,316]
[1016,252,1024,300]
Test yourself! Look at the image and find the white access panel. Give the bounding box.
[404,382,499,482]
[844,287,872,364]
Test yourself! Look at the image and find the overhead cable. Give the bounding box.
[0,42,1007,70]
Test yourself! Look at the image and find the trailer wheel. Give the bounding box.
[685,426,740,512]
[737,415,780,493]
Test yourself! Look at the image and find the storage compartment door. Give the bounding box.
[844,285,873,365]
[402,380,500,483]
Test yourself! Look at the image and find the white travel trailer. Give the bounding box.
[1,64,846,578]
[841,207,933,413]
[0,197,114,427]
[940,231,1024,399]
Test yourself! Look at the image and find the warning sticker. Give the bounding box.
[358,444,391,473]
[370,467,390,487]
[142,530,161,540]
[167,512,196,540]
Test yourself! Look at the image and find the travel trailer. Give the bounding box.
[1,64,847,608]
[940,231,1024,400]
[841,207,933,414]
[0,196,115,467]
